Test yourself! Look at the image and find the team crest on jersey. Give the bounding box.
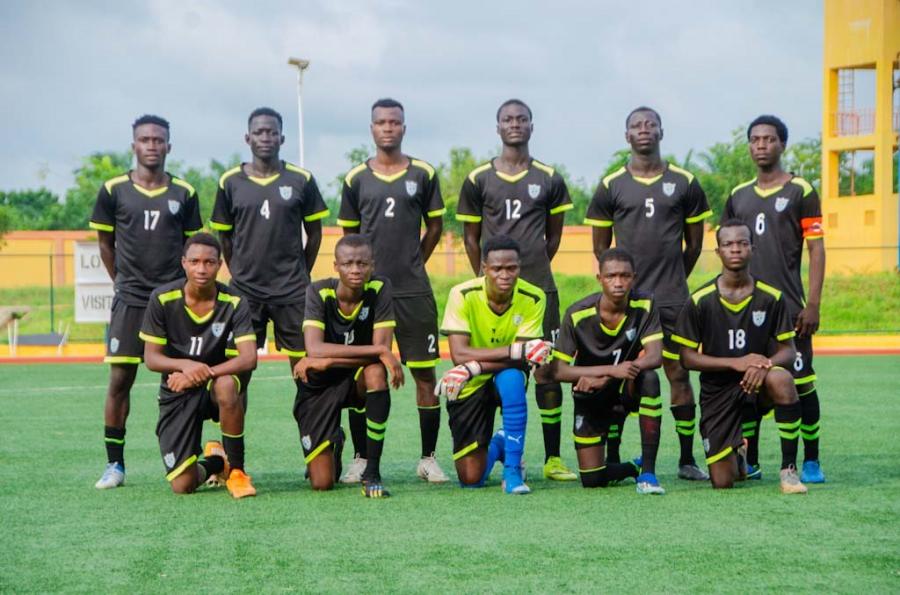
[168,200,181,215]
[405,180,418,196]
[358,307,370,321]
[301,435,312,451]
[109,337,119,353]
[527,184,541,199]
[625,328,636,341]
[575,415,584,430]
[164,452,176,468]
[752,310,766,327]
[775,197,790,212]
[662,182,676,197]
[512,314,523,325]
[279,185,293,200]
[211,322,225,337]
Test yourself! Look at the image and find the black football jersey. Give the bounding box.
[723,176,823,315]
[457,159,573,292]
[90,173,203,305]
[139,280,255,393]
[210,161,329,304]
[585,163,711,307]
[302,276,395,387]
[554,290,663,368]
[672,277,796,392]
[338,158,444,297]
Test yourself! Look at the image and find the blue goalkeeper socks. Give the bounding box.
[479,429,506,484]
[494,369,528,493]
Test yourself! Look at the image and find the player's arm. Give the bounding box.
[462,222,482,275]
[304,325,389,364]
[682,178,711,276]
[143,342,214,386]
[678,346,770,374]
[209,338,257,377]
[219,231,233,266]
[545,212,564,261]
[682,221,704,277]
[591,227,612,263]
[303,219,322,272]
[97,230,116,280]
[446,333,524,372]
[420,215,442,263]
[798,238,824,337]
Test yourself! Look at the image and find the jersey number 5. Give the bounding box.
[644,198,655,218]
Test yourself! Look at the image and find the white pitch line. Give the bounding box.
[0,374,294,396]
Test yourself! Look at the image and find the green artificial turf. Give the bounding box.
[1,356,898,592]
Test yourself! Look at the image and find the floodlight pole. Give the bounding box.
[287,57,310,167]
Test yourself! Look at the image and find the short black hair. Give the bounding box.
[598,247,635,272]
[371,97,404,114]
[183,232,221,257]
[132,114,170,137]
[482,234,521,259]
[747,115,788,144]
[335,233,373,255]
[625,106,662,129]
[496,99,532,122]
[248,107,283,130]
[716,218,753,245]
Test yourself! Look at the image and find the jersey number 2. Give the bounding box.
[384,197,395,218]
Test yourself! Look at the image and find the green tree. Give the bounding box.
[784,136,821,190]
[169,155,241,225]
[322,144,372,226]
[695,127,757,219]
[436,147,483,237]
[0,188,64,230]
[61,152,132,229]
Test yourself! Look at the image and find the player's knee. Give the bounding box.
[362,363,388,391]
[494,369,526,406]
[533,365,553,384]
[213,375,241,409]
[170,474,197,495]
[108,365,137,398]
[766,369,797,405]
[309,474,334,491]
[457,468,483,486]
[636,369,661,396]
[579,469,609,488]
[710,476,734,489]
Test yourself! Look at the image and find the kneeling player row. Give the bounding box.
[139,225,808,499]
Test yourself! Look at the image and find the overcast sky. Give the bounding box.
[0,0,823,198]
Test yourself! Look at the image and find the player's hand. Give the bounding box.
[734,354,772,373]
[379,350,405,389]
[292,357,330,382]
[435,361,480,401]
[167,371,192,392]
[510,339,554,367]
[608,362,640,380]
[740,365,769,394]
[574,376,610,393]
[795,304,820,337]
[181,361,214,386]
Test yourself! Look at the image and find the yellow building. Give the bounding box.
[821,0,900,273]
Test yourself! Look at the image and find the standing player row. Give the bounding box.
[89,99,825,497]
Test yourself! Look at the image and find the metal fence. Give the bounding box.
[1,245,898,343]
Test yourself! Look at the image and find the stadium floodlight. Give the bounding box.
[287,57,310,167]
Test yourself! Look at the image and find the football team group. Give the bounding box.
[90,97,825,499]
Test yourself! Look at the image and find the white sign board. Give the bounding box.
[75,241,115,323]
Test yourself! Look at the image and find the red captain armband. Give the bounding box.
[801,217,824,239]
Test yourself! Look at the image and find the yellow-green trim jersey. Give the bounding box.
[210,161,328,304]
[440,277,544,398]
[673,276,795,393]
[554,290,662,369]
[585,163,711,307]
[338,158,444,297]
[140,280,255,396]
[301,276,395,389]
[457,159,572,292]
[723,176,823,315]
[89,172,202,305]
